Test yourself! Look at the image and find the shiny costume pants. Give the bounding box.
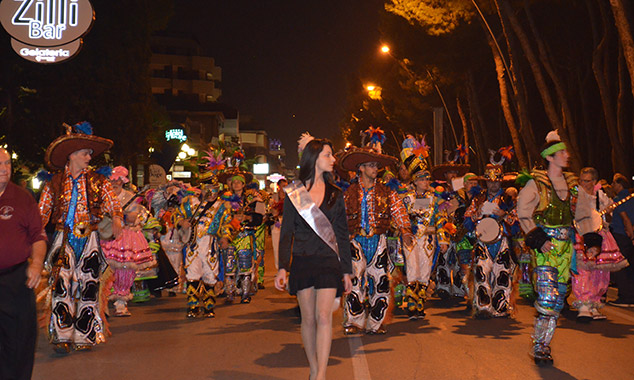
[435,243,468,298]
[344,235,392,333]
[471,238,515,317]
[47,232,106,346]
[403,233,436,285]
[221,231,255,301]
[185,235,219,285]
[532,266,567,355]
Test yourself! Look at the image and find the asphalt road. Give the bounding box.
[32,238,634,380]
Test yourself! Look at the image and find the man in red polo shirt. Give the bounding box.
[0,147,47,380]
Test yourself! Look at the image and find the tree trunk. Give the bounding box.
[493,0,538,166]
[481,24,528,169]
[466,70,489,172]
[609,0,634,102]
[502,0,582,172]
[456,96,470,164]
[590,0,629,175]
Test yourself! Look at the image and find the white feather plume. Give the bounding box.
[297,132,314,153]
[545,130,561,143]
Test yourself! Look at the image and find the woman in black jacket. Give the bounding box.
[274,137,352,380]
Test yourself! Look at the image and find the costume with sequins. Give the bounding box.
[39,165,122,347]
[343,180,411,332]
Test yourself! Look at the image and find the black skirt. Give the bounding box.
[288,254,343,297]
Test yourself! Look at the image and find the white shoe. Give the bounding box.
[577,305,592,323]
[591,307,607,320]
[114,300,131,317]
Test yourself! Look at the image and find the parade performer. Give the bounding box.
[39,122,122,353]
[218,167,265,304]
[275,134,352,380]
[431,145,471,300]
[155,183,188,295]
[517,131,598,364]
[464,164,519,318]
[180,151,234,318]
[100,166,155,316]
[399,136,452,319]
[435,173,479,301]
[572,167,627,321]
[339,127,413,334]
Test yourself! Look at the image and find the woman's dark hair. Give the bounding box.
[298,138,339,208]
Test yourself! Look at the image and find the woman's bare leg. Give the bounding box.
[297,287,318,379]
[314,288,337,380]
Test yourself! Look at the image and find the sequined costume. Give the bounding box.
[180,195,234,317]
[464,188,519,318]
[343,180,411,332]
[435,187,473,300]
[518,169,579,363]
[572,187,627,318]
[100,189,155,315]
[401,188,450,318]
[219,188,264,303]
[39,165,122,348]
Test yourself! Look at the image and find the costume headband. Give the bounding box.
[231,174,246,183]
[540,142,566,158]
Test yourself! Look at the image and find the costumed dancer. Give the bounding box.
[464,164,519,318]
[38,122,122,353]
[339,127,413,334]
[431,145,471,300]
[218,166,265,304]
[400,136,453,319]
[179,149,234,318]
[572,167,628,321]
[517,131,596,364]
[100,166,155,316]
[152,182,188,295]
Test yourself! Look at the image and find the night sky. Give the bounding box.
[166,1,383,165]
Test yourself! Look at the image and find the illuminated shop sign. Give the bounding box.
[0,0,95,64]
[165,128,187,142]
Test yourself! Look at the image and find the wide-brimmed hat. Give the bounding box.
[431,163,470,180]
[476,164,504,182]
[218,166,253,185]
[338,146,398,172]
[45,122,112,170]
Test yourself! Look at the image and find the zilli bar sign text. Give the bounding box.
[0,0,94,64]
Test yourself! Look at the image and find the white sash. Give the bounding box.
[284,182,339,259]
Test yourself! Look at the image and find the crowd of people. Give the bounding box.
[1,122,634,380]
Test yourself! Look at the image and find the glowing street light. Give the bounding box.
[380,45,390,54]
[365,83,382,100]
[366,84,376,92]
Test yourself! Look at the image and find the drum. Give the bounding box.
[475,217,503,244]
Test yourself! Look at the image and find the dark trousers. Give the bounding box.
[0,261,37,380]
[612,232,634,301]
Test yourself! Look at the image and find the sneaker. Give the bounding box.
[365,326,387,335]
[591,307,607,320]
[576,305,592,323]
[608,298,634,307]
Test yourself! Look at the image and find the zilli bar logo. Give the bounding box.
[0,0,94,64]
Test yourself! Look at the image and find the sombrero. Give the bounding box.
[45,122,112,170]
[338,146,398,172]
[431,163,470,180]
[218,166,253,185]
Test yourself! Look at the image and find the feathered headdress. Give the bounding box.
[297,132,315,160]
[361,126,386,153]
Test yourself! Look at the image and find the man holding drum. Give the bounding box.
[464,164,519,319]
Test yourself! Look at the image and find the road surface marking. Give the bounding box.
[347,336,373,380]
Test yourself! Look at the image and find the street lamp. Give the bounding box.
[379,44,458,146]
